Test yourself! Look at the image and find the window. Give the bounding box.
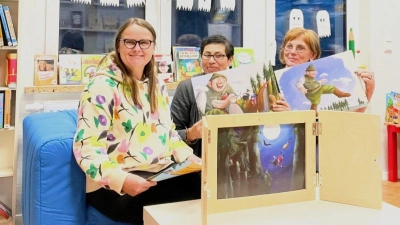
[59,0,145,54]
[171,0,243,47]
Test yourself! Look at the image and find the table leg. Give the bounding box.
[387,125,398,182]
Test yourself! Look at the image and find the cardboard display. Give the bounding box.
[200,110,381,224]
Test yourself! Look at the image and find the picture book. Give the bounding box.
[81,54,104,84]
[190,62,306,198]
[274,51,368,112]
[232,47,256,68]
[132,160,201,182]
[2,89,11,128]
[0,200,11,221]
[34,55,57,86]
[385,91,400,124]
[59,54,82,85]
[190,61,280,117]
[154,54,174,83]
[0,92,3,128]
[0,4,11,46]
[173,46,202,82]
[5,53,17,88]
[3,5,17,46]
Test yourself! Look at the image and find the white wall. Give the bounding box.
[11,0,400,224]
[367,0,400,178]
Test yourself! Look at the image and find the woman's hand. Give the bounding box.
[121,174,157,197]
[355,70,375,101]
[272,94,291,112]
[186,154,202,164]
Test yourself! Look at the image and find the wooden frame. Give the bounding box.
[201,110,381,224]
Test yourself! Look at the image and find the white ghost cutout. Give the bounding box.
[289,9,304,30]
[316,10,331,37]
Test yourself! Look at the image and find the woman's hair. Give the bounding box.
[108,18,158,113]
[61,30,84,52]
[200,34,234,59]
[279,28,321,65]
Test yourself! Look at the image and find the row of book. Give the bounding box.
[0,89,12,129]
[34,54,105,86]
[0,4,17,47]
[385,91,400,124]
[33,47,256,86]
[157,46,255,84]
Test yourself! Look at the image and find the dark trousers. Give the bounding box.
[86,172,201,225]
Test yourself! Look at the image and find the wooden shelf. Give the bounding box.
[0,46,17,50]
[0,126,15,131]
[0,168,13,178]
[25,83,179,94]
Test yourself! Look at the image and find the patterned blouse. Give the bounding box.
[73,55,193,194]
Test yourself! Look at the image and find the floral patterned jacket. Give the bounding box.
[73,55,193,194]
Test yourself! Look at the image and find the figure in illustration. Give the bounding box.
[296,64,351,111]
[195,73,243,116]
[158,61,170,74]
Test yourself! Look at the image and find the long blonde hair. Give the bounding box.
[109,18,158,113]
[279,28,321,65]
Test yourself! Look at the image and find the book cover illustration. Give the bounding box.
[385,91,400,124]
[154,54,174,83]
[191,62,303,199]
[174,47,202,82]
[81,54,104,84]
[59,54,82,85]
[132,160,201,182]
[34,55,57,86]
[232,47,256,68]
[2,89,11,128]
[275,51,368,112]
[191,61,280,117]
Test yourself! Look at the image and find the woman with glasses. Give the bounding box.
[171,35,290,159]
[73,18,201,225]
[278,27,375,111]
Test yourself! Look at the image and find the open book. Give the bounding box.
[274,51,368,112]
[132,161,201,182]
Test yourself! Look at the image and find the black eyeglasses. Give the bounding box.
[119,39,153,49]
[284,43,307,53]
[201,54,226,60]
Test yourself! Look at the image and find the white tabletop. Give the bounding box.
[144,200,400,225]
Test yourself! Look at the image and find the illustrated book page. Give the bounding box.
[132,160,201,182]
[232,47,256,68]
[274,51,368,112]
[174,47,201,82]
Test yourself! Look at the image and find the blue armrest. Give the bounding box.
[22,110,86,225]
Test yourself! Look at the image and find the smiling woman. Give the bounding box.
[73,17,202,225]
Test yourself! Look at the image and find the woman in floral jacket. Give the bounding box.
[73,18,201,225]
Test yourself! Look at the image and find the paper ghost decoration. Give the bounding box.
[289,9,304,30]
[316,10,331,37]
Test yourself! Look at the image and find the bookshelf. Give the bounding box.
[24,82,180,93]
[0,0,18,224]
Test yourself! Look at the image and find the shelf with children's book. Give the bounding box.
[24,82,180,94]
[0,46,16,50]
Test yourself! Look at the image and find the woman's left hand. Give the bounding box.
[355,70,375,101]
[186,154,202,165]
[272,94,291,112]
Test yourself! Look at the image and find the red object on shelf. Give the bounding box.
[6,53,17,88]
[386,123,400,182]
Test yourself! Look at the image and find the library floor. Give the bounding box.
[382,180,400,207]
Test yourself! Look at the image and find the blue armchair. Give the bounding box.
[22,110,131,225]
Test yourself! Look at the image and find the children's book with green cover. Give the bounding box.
[173,46,202,82]
[232,47,256,68]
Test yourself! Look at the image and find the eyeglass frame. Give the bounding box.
[201,54,227,61]
[119,39,154,50]
[284,43,307,53]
